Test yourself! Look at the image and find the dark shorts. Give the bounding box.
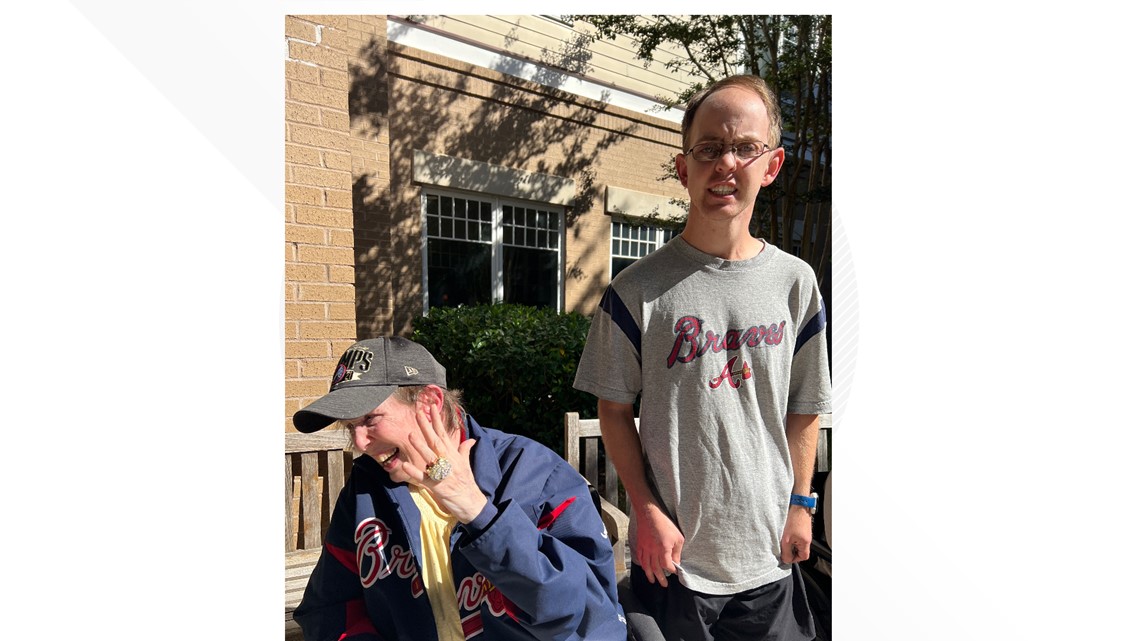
[630,563,816,641]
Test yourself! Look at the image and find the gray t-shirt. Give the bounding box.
[573,236,832,594]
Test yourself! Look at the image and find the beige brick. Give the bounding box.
[286,143,321,166]
[292,166,351,190]
[285,224,326,245]
[285,264,328,283]
[329,229,354,248]
[286,184,323,206]
[301,358,340,378]
[286,340,331,359]
[329,302,356,320]
[287,80,347,111]
[284,320,299,339]
[284,360,301,379]
[329,265,355,283]
[322,150,351,171]
[285,60,321,84]
[319,25,348,52]
[324,189,353,209]
[321,68,350,92]
[296,205,354,228]
[288,123,349,151]
[285,16,318,42]
[321,109,349,132]
[286,101,321,126]
[299,320,358,339]
[284,397,304,420]
[289,41,348,71]
[313,15,349,31]
[287,378,333,399]
[298,245,354,266]
[287,302,329,321]
[299,283,356,302]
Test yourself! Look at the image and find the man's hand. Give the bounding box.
[402,401,487,524]
[779,506,813,564]
[634,502,685,587]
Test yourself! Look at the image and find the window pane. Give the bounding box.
[426,195,439,216]
[612,256,638,278]
[427,238,492,308]
[441,196,453,216]
[504,246,558,309]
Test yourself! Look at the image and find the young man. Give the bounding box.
[573,75,831,640]
[292,337,627,641]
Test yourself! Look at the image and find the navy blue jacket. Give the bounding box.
[293,415,627,641]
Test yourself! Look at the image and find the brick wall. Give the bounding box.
[284,15,685,432]
[345,16,393,339]
[285,15,356,432]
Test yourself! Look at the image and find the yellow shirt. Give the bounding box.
[409,486,464,641]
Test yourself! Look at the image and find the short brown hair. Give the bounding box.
[680,75,782,150]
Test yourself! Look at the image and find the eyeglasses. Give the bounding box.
[683,140,772,163]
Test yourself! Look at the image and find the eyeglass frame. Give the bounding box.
[682,140,776,163]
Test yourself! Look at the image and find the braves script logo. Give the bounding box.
[710,356,752,389]
[667,316,785,390]
[457,572,520,623]
[354,517,422,596]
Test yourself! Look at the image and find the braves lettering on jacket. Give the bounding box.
[292,416,627,641]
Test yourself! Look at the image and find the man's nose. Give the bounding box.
[353,429,370,450]
[714,148,739,171]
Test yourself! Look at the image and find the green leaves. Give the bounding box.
[411,304,597,455]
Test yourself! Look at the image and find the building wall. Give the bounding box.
[286,15,687,431]
[284,15,356,433]
[391,15,701,106]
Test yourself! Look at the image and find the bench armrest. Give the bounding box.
[597,497,629,577]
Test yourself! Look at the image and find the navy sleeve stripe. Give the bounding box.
[600,285,642,357]
[794,300,826,355]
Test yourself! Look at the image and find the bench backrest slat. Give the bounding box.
[285,428,353,554]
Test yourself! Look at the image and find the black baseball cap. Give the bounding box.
[292,337,448,433]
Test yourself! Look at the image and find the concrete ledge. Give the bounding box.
[413,150,576,206]
[605,186,687,223]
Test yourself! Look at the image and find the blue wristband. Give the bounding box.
[790,493,817,511]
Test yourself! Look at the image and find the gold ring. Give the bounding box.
[425,457,452,481]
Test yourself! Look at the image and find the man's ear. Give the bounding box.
[417,384,445,412]
[675,153,689,188]
[761,147,785,187]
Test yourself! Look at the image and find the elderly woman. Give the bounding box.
[292,337,626,641]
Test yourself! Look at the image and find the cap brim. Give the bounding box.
[292,385,398,433]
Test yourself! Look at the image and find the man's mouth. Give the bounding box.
[710,185,736,196]
[377,448,399,467]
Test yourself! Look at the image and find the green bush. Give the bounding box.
[411,304,598,455]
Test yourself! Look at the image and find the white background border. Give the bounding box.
[7,2,1137,639]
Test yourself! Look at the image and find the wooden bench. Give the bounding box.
[285,428,354,641]
[563,412,833,582]
[563,412,635,579]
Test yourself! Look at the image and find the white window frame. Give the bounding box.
[421,187,565,312]
[609,218,680,279]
